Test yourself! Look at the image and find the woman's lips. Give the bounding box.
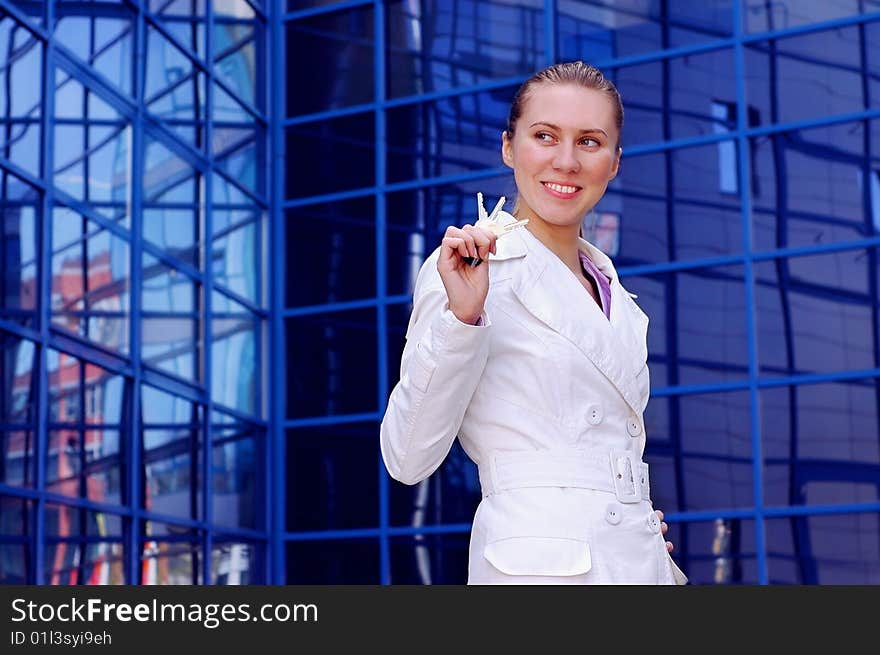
[541,181,582,199]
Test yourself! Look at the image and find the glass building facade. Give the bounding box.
[2,0,880,584]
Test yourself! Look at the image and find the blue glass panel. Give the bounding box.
[285,112,375,198]
[286,538,379,584]
[390,533,471,584]
[50,209,131,355]
[746,26,869,127]
[212,208,261,304]
[211,413,262,530]
[6,1,44,26]
[54,2,135,97]
[285,422,378,530]
[647,390,754,512]
[147,0,207,59]
[384,0,543,100]
[755,250,879,377]
[762,380,880,509]
[141,522,203,584]
[144,26,206,149]
[214,0,261,110]
[142,387,203,521]
[0,170,38,328]
[0,17,42,177]
[44,502,123,538]
[141,254,200,381]
[211,542,264,584]
[625,265,749,386]
[610,49,737,147]
[765,513,880,584]
[0,331,36,488]
[610,143,743,267]
[286,4,374,116]
[143,138,202,269]
[0,495,31,583]
[284,199,375,307]
[211,291,259,416]
[285,308,377,418]
[744,1,865,34]
[385,85,517,184]
[751,120,880,252]
[0,543,28,583]
[559,0,732,62]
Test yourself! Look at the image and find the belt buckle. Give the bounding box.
[610,450,641,504]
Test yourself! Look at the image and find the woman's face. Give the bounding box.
[502,83,621,231]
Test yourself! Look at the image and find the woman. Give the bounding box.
[380,61,687,585]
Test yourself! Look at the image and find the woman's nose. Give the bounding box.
[552,145,580,172]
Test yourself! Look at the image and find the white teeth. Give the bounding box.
[545,182,578,194]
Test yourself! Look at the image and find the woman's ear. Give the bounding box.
[608,146,622,181]
[501,130,514,169]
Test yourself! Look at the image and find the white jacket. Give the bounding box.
[380,214,688,585]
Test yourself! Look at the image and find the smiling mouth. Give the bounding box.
[542,181,582,195]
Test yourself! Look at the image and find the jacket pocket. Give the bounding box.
[483,536,592,577]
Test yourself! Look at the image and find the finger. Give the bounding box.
[666,541,674,553]
[661,521,668,535]
[464,225,494,260]
[655,509,664,521]
[441,236,469,261]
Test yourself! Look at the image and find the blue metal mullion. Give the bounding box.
[733,0,767,584]
[282,0,374,22]
[33,0,55,585]
[126,0,146,585]
[374,0,391,586]
[268,0,286,586]
[202,0,215,586]
[543,0,556,65]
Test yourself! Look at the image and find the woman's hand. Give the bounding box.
[656,509,674,552]
[437,224,497,325]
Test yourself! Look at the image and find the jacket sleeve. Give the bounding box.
[379,248,491,485]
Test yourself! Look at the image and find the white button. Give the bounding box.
[627,416,642,437]
[605,503,622,526]
[587,404,603,425]
[646,512,661,534]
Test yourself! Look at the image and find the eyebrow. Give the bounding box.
[529,121,608,137]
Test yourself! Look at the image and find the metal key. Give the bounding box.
[463,193,528,267]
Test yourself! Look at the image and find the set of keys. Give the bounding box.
[462,192,530,267]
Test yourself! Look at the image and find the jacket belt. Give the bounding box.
[479,449,650,504]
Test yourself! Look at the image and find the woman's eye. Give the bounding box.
[535,132,554,142]
[580,137,600,147]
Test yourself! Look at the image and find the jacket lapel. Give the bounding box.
[508,227,649,415]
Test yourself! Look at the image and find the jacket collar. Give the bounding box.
[505,224,649,414]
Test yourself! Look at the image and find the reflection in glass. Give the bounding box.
[1,332,36,488]
[214,0,260,109]
[141,254,200,381]
[147,0,206,58]
[51,209,130,354]
[211,413,261,530]
[0,17,42,176]
[141,522,202,584]
[212,208,261,303]
[211,292,258,415]
[142,386,203,521]
[211,542,262,584]
[0,171,38,327]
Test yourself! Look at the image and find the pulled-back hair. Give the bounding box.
[506,61,623,148]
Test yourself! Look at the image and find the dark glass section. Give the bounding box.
[751,120,880,252]
[286,422,378,531]
[285,308,377,418]
[646,391,754,512]
[673,518,760,585]
[384,0,543,100]
[286,538,379,583]
[559,0,732,62]
[755,249,880,377]
[765,513,880,584]
[762,380,880,508]
[286,5,374,116]
[624,265,749,387]
[385,85,517,183]
[285,111,375,198]
[284,198,376,307]
[0,170,38,328]
[0,495,33,583]
[389,532,471,584]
